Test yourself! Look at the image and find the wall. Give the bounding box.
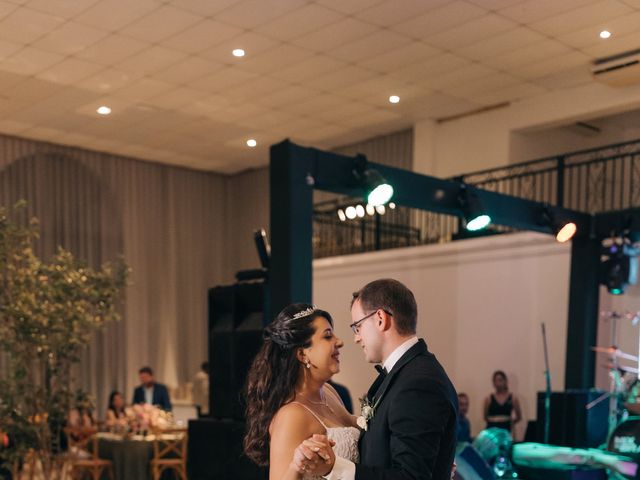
[413,82,640,178]
[313,231,571,440]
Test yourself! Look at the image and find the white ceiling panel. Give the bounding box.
[328,29,413,63]
[358,42,442,73]
[32,21,108,56]
[255,4,342,41]
[36,57,104,85]
[528,0,633,36]
[25,0,99,18]
[73,34,150,65]
[354,0,450,27]
[0,46,63,75]
[0,7,64,44]
[498,0,602,24]
[289,17,378,52]
[160,20,243,55]
[74,0,159,31]
[314,0,384,15]
[392,1,487,39]
[115,45,188,76]
[118,5,201,43]
[424,13,518,50]
[214,0,308,29]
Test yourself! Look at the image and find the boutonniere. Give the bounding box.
[356,396,380,431]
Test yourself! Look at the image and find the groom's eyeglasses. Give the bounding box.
[349,309,392,334]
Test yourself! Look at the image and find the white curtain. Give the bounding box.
[0,134,229,415]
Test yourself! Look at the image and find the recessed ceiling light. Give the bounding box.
[246,138,257,147]
[96,106,111,115]
[600,30,611,39]
[389,95,400,104]
[232,48,245,57]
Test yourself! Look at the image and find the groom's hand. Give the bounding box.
[292,434,335,476]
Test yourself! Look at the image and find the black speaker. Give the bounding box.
[188,418,267,480]
[536,390,608,448]
[209,281,269,419]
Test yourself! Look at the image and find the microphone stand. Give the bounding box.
[542,323,551,444]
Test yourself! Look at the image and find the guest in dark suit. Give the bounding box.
[132,366,172,411]
[294,278,458,480]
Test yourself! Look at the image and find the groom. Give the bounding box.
[295,278,458,479]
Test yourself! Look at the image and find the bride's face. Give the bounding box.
[303,316,343,379]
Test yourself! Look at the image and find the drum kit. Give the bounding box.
[592,311,640,469]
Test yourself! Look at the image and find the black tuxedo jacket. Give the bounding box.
[132,383,172,411]
[356,339,458,480]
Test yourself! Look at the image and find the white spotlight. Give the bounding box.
[96,106,111,115]
[337,209,346,222]
[375,205,386,215]
[246,139,257,147]
[345,206,357,219]
[232,48,245,57]
[389,95,400,104]
[355,205,365,218]
[366,204,375,216]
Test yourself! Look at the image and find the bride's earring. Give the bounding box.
[305,360,311,369]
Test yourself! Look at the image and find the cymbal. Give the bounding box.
[592,346,639,362]
[601,362,640,374]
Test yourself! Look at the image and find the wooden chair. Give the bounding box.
[65,427,114,480]
[150,428,187,480]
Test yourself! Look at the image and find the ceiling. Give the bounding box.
[0,0,638,173]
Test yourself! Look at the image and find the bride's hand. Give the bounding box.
[292,434,335,475]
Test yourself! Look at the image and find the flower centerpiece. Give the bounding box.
[0,202,129,479]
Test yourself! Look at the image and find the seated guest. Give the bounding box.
[105,390,128,428]
[457,392,472,443]
[132,366,172,411]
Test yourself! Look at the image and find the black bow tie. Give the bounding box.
[375,364,388,376]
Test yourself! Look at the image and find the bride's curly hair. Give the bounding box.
[243,303,333,466]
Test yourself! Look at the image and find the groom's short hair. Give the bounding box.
[352,278,417,335]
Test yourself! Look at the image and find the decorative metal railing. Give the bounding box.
[313,139,640,258]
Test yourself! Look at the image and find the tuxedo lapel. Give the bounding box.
[366,371,386,401]
[372,339,427,405]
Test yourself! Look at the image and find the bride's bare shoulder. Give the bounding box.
[270,402,324,438]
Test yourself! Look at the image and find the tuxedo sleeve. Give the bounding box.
[355,383,453,480]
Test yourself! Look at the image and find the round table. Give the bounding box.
[97,434,153,480]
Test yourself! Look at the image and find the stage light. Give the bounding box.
[337,209,346,221]
[353,155,394,207]
[600,240,638,295]
[365,169,393,206]
[375,204,386,215]
[345,206,357,219]
[355,205,365,218]
[541,206,577,243]
[458,185,491,231]
[366,204,375,216]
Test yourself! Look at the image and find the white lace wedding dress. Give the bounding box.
[291,402,361,480]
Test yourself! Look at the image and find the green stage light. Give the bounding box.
[459,185,491,232]
[364,169,393,206]
[466,214,491,232]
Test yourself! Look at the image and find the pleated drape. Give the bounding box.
[0,134,228,415]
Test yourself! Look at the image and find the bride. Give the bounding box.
[244,304,360,479]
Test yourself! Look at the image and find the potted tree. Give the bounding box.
[0,202,129,479]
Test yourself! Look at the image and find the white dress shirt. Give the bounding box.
[325,336,419,480]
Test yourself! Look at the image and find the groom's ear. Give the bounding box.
[377,309,393,332]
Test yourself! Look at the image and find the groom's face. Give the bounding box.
[351,299,383,364]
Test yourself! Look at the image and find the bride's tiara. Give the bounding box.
[292,307,316,320]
